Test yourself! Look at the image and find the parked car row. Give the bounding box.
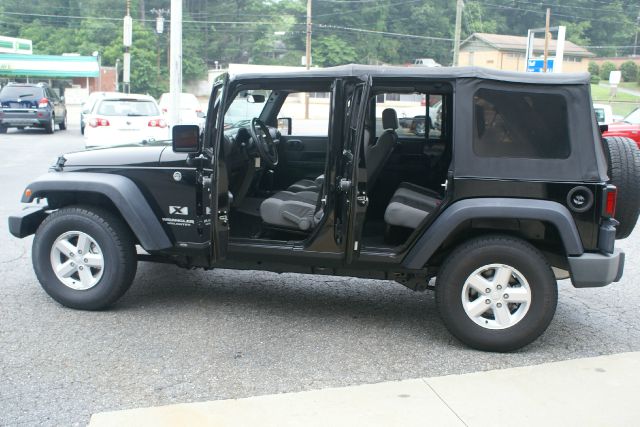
[1,83,205,150]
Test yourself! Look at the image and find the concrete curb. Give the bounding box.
[90,352,640,427]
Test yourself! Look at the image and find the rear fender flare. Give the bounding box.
[22,172,172,251]
[402,198,584,269]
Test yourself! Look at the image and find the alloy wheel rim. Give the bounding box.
[460,263,532,330]
[49,231,104,290]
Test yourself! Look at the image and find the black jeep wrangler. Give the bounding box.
[9,65,640,352]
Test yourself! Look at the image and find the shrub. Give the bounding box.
[588,61,600,77]
[590,74,601,84]
[620,61,638,82]
[599,61,617,81]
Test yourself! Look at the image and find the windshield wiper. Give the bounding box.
[17,93,34,98]
[126,113,145,116]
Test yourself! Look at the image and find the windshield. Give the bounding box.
[0,86,44,100]
[224,90,271,129]
[96,99,160,116]
[624,108,640,125]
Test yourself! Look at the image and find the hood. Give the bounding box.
[61,142,170,168]
[606,122,640,132]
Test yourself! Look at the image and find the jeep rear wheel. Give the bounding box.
[603,136,640,239]
[32,206,137,310]
[59,113,67,130]
[436,235,557,352]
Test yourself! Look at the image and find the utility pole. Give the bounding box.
[452,0,463,66]
[123,0,132,93]
[633,9,639,57]
[170,0,183,127]
[151,8,169,80]
[305,0,312,119]
[543,8,550,72]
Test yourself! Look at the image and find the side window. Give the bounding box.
[374,92,443,140]
[278,92,330,136]
[473,88,570,159]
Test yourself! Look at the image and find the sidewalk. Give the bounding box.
[90,352,640,427]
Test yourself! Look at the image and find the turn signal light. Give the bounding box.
[89,118,110,128]
[25,189,32,198]
[603,185,617,218]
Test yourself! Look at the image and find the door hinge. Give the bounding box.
[218,210,228,226]
[356,192,369,206]
[338,178,352,192]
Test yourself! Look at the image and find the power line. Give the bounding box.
[314,23,454,41]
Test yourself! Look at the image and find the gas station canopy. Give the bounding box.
[0,53,99,78]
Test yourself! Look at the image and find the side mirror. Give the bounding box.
[277,117,292,136]
[247,94,266,103]
[172,124,200,153]
[599,124,609,134]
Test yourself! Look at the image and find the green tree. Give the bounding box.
[313,35,358,67]
[600,62,617,81]
[620,61,638,82]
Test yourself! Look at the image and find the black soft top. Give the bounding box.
[231,64,590,85]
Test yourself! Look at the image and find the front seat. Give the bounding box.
[286,108,399,193]
[260,190,322,231]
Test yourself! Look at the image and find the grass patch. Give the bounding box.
[591,84,640,116]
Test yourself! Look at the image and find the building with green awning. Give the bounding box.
[0,53,99,78]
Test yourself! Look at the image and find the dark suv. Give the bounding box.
[9,65,640,352]
[0,82,67,134]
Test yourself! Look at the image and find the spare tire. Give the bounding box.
[603,136,640,239]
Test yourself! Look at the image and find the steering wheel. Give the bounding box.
[249,118,279,168]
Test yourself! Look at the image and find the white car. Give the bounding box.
[84,94,169,149]
[158,92,205,127]
[593,103,614,125]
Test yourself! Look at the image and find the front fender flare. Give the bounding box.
[402,198,584,269]
[22,172,172,251]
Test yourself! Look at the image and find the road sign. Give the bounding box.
[527,58,554,73]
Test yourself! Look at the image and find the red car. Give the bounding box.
[603,107,640,146]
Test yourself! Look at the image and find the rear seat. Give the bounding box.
[384,183,442,229]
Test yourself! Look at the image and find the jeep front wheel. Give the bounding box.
[436,235,557,352]
[32,206,137,310]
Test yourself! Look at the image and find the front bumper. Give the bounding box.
[8,205,49,238]
[568,249,625,288]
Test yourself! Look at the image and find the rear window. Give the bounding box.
[0,86,45,100]
[96,99,159,116]
[473,88,570,159]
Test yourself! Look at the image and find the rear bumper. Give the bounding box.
[0,109,51,127]
[8,205,49,238]
[568,249,625,288]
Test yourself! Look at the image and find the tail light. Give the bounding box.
[38,98,49,108]
[148,119,167,128]
[602,185,617,218]
[89,118,110,128]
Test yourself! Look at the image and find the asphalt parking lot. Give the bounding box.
[2,125,640,425]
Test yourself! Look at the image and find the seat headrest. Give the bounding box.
[382,108,399,130]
